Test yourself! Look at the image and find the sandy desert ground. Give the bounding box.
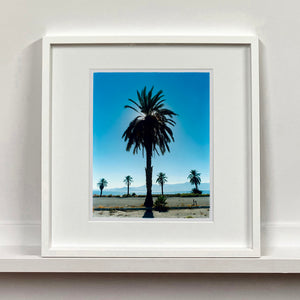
[93,196,210,219]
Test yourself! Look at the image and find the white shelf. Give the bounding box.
[1,246,300,273]
[1,223,299,272]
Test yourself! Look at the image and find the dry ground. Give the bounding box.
[93,196,210,219]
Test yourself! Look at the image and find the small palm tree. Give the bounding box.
[123,175,133,196]
[97,178,108,197]
[188,170,201,191]
[122,86,177,207]
[156,172,167,196]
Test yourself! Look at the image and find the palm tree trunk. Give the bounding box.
[195,183,198,190]
[100,188,103,197]
[127,184,129,196]
[161,183,164,196]
[144,146,153,207]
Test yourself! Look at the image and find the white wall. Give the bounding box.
[0,0,300,297]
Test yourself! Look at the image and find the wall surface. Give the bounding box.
[0,0,300,297]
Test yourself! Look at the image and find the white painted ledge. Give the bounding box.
[0,246,300,273]
[0,222,300,272]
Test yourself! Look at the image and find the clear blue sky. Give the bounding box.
[93,72,210,189]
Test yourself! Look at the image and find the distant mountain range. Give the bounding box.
[93,182,210,195]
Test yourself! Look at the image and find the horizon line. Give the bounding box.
[93,181,210,190]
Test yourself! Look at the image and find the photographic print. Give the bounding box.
[92,71,210,219]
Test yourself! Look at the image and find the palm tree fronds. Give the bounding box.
[122,86,177,207]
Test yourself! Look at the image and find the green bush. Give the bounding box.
[180,193,197,197]
[156,193,209,198]
[179,193,208,197]
[192,188,202,194]
[132,193,136,196]
[153,195,168,212]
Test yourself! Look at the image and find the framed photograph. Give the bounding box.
[42,36,260,257]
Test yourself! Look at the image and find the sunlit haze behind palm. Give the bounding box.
[93,72,210,190]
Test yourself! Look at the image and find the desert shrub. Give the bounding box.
[192,188,202,195]
[154,195,168,212]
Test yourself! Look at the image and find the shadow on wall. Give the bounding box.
[16,39,42,237]
[258,40,269,230]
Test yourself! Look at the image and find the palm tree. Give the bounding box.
[156,172,167,196]
[188,170,201,191]
[123,175,133,196]
[97,178,108,197]
[122,86,177,207]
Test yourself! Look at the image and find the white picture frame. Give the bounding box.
[42,36,260,258]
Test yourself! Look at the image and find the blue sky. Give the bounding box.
[93,72,210,189]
